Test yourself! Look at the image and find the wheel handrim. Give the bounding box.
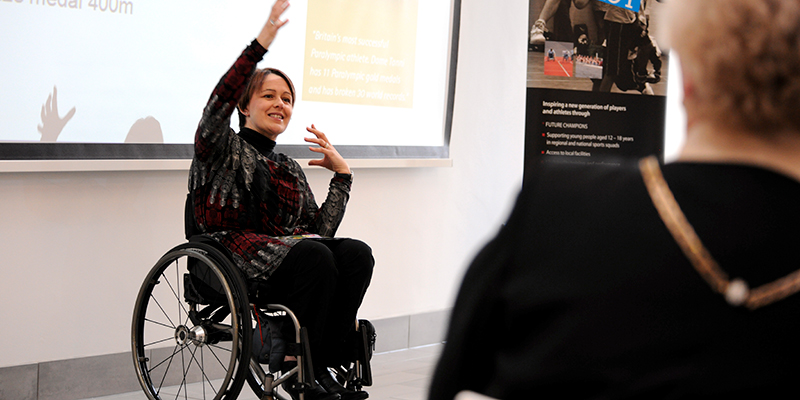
[131,247,248,400]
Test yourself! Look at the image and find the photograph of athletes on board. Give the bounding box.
[527,0,668,95]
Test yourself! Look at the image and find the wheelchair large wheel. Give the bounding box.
[131,242,253,400]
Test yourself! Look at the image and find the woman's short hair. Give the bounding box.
[237,68,296,130]
[667,0,800,133]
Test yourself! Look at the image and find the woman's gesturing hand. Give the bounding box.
[305,124,351,175]
[256,0,290,50]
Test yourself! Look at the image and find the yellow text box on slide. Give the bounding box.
[303,0,418,108]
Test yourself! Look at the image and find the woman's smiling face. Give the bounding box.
[242,73,294,141]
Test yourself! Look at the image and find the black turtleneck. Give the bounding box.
[238,127,277,156]
[237,126,353,180]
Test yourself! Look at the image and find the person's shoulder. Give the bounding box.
[509,160,649,231]
[270,151,293,163]
[269,152,307,175]
[498,160,657,265]
[522,160,642,197]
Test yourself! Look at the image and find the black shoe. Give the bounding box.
[646,72,661,84]
[316,368,369,400]
[281,362,341,400]
[282,376,341,400]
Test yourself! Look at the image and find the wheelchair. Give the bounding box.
[131,198,376,400]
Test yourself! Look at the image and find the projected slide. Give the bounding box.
[0,0,456,159]
[303,1,417,108]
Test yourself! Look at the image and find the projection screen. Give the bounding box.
[0,0,460,169]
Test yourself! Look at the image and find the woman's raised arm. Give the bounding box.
[256,0,291,50]
[193,0,291,162]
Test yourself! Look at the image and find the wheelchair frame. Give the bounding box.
[131,238,373,400]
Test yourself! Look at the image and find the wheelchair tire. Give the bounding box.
[131,242,253,400]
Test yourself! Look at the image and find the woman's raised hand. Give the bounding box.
[256,0,290,50]
[305,124,351,175]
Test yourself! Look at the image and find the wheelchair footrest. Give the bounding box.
[356,319,376,387]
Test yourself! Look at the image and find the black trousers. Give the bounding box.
[257,238,374,368]
[598,21,641,92]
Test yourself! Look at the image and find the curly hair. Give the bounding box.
[237,68,296,130]
[667,0,800,134]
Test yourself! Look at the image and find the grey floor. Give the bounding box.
[83,344,443,400]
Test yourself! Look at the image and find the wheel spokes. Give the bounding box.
[134,246,250,400]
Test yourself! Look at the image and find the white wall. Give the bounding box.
[664,55,686,162]
[0,0,527,368]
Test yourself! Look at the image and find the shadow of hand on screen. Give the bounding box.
[125,116,164,143]
[38,85,76,142]
[37,85,164,143]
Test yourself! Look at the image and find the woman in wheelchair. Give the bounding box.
[187,1,373,398]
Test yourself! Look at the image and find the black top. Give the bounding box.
[238,127,277,156]
[429,160,800,399]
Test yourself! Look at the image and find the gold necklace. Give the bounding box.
[639,156,800,310]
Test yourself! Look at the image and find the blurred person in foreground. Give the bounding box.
[429,0,800,398]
